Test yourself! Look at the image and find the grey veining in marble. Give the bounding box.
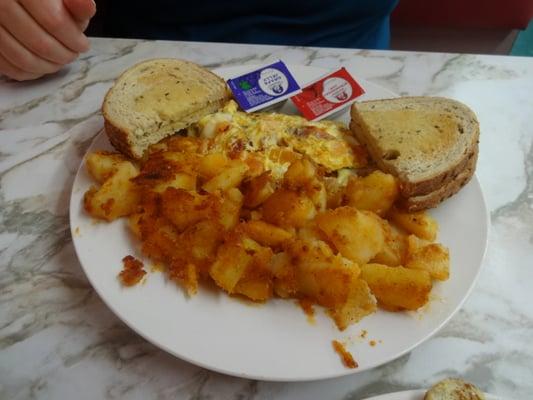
[1,38,532,399]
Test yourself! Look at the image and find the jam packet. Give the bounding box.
[227,61,301,112]
[291,67,365,121]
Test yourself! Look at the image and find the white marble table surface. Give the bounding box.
[1,37,532,399]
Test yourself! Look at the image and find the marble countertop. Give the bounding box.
[1,38,532,399]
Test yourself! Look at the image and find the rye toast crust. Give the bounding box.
[399,146,477,198]
[398,149,478,211]
[104,120,137,160]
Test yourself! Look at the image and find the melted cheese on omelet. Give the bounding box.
[190,100,366,179]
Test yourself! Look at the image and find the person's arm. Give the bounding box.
[0,0,96,81]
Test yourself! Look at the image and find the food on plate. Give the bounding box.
[83,152,139,221]
[332,340,358,369]
[388,207,438,241]
[405,235,450,281]
[360,263,432,311]
[102,58,231,159]
[350,97,479,211]
[119,255,146,286]
[191,100,368,176]
[424,378,485,400]
[315,207,385,265]
[83,60,474,331]
[344,170,399,217]
[83,98,452,330]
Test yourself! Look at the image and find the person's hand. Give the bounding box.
[0,0,96,81]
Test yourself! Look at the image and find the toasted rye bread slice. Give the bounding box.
[350,97,479,198]
[103,58,231,159]
[398,148,477,212]
[424,378,485,400]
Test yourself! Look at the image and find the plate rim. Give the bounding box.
[69,64,490,381]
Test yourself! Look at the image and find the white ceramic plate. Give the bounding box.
[362,389,504,400]
[70,65,489,381]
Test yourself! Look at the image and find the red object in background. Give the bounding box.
[292,68,365,121]
[392,0,533,30]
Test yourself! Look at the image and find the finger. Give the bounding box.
[0,25,62,75]
[72,16,92,33]
[63,0,96,27]
[78,18,91,32]
[0,52,42,81]
[20,0,90,53]
[0,2,79,65]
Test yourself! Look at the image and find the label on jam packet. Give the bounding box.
[291,67,365,121]
[227,61,301,112]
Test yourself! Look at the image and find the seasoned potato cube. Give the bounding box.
[371,222,407,267]
[197,153,229,179]
[234,245,274,301]
[234,279,272,301]
[218,188,243,230]
[286,239,360,309]
[202,160,248,193]
[168,262,199,296]
[161,151,200,174]
[183,264,199,296]
[242,153,265,178]
[297,264,355,309]
[283,158,316,189]
[329,278,377,331]
[85,151,129,183]
[389,208,438,241]
[209,240,253,293]
[141,222,180,262]
[323,176,345,209]
[271,252,298,298]
[165,136,203,154]
[128,213,143,238]
[153,172,196,193]
[181,220,223,273]
[270,252,292,278]
[242,220,293,247]
[145,142,168,156]
[240,236,265,255]
[243,172,276,208]
[304,179,327,212]
[297,222,329,244]
[83,161,140,221]
[162,151,198,165]
[345,171,399,216]
[262,189,316,228]
[360,263,432,311]
[315,207,384,264]
[161,188,218,231]
[405,235,450,280]
[135,151,198,187]
[406,232,431,251]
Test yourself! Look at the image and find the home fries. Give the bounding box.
[81,59,479,331]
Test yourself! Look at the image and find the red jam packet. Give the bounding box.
[291,67,365,121]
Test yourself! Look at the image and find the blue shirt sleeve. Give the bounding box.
[105,0,399,49]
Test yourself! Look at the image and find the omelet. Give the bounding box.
[188,100,368,179]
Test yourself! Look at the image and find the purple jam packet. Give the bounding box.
[227,61,301,112]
